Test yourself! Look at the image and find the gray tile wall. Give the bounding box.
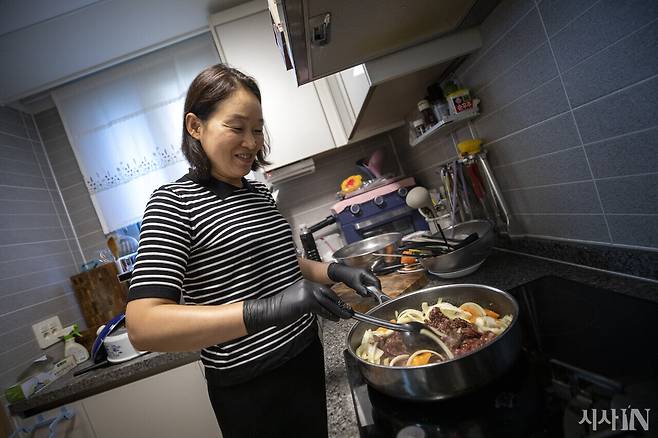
[276,133,403,253]
[0,107,85,393]
[396,0,658,250]
[33,109,108,262]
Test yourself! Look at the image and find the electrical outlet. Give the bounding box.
[32,316,63,349]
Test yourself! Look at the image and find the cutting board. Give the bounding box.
[332,271,428,313]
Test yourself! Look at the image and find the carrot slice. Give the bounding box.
[484,309,500,319]
[401,255,417,265]
[410,352,432,366]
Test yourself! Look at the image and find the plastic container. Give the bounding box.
[446,88,474,114]
[62,324,90,364]
[432,100,450,123]
[457,139,483,156]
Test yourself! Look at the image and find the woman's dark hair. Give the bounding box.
[181,64,270,182]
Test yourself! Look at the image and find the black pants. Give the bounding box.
[207,338,328,438]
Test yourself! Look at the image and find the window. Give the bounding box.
[52,33,219,232]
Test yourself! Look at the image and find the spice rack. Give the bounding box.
[409,109,480,147]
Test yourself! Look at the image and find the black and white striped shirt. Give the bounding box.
[128,173,317,385]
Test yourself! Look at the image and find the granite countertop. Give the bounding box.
[321,248,658,438]
[10,248,657,431]
[9,351,199,417]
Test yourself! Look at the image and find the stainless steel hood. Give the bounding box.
[345,27,483,142]
[270,0,499,86]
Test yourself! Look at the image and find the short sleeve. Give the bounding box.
[251,181,277,207]
[128,187,191,302]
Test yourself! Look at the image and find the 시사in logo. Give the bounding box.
[579,407,650,432]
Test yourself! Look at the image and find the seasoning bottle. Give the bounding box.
[299,225,321,261]
[417,99,438,127]
[412,118,426,137]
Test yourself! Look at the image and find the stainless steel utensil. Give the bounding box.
[332,232,402,268]
[365,285,391,304]
[346,283,521,401]
[419,220,494,276]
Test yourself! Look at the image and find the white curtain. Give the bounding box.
[52,33,220,233]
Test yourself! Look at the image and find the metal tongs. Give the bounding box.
[336,293,448,351]
[365,285,391,305]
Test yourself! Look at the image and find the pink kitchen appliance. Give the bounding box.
[300,177,428,261]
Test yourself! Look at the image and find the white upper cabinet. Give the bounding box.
[210,2,336,170]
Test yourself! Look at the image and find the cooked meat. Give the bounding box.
[377,307,503,364]
[426,308,491,358]
[381,332,410,357]
[453,331,495,356]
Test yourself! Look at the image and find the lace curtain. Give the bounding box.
[52,33,219,233]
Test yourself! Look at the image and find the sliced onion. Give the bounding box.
[389,354,410,367]
[396,309,425,323]
[437,302,472,320]
[459,302,486,318]
[420,327,454,359]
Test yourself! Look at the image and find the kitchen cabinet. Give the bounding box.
[314,65,371,145]
[11,362,220,438]
[82,361,220,438]
[312,27,483,143]
[269,0,497,85]
[209,2,335,170]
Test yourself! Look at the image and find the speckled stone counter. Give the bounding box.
[9,351,199,417]
[320,248,658,438]
[10,248,657,432]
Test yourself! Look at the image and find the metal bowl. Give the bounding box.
[332,232,402,268]
[346,283,521,400]
[420,220,495,276]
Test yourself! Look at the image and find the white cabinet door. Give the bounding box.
[339,65,371,123]
[210,4,335,170]
[319,64,372,144]
[82,362,221,438]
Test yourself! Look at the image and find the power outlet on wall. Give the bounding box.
[32,316,63,349]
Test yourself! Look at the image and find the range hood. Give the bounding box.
[269,0,498,142]
[341,27,482,142]
[270,0,499,85]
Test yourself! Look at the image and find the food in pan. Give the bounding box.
[355,299,512,367]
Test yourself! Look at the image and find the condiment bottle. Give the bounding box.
[412,119,426,137]
[417,99,438,127]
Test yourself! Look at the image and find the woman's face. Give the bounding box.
[187,86,264,186]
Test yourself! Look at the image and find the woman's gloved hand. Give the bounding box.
[243,279,352,334]
[327,262,381,297]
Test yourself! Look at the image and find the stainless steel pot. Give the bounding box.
[332,232,402,268]
[346,284,520,400]
[420,220,495,275]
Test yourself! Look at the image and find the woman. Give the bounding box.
[126,64,380,438]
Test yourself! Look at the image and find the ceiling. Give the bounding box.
[0,0,253,109]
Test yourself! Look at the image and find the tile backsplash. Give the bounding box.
[0,107,85,393]
[33,108,107,262]
[276,133,403,254]
[396,0,658,250]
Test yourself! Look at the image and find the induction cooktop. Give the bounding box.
[343,276,658,438]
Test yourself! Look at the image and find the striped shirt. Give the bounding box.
[128,173,317,385]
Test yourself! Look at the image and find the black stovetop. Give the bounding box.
[343,276,658,438]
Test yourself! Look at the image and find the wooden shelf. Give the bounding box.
[409,111,479,147]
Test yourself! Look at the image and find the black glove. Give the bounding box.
[327,262,382,297]
[243,279,352,334]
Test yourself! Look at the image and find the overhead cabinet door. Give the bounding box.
[210,5,335,170]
